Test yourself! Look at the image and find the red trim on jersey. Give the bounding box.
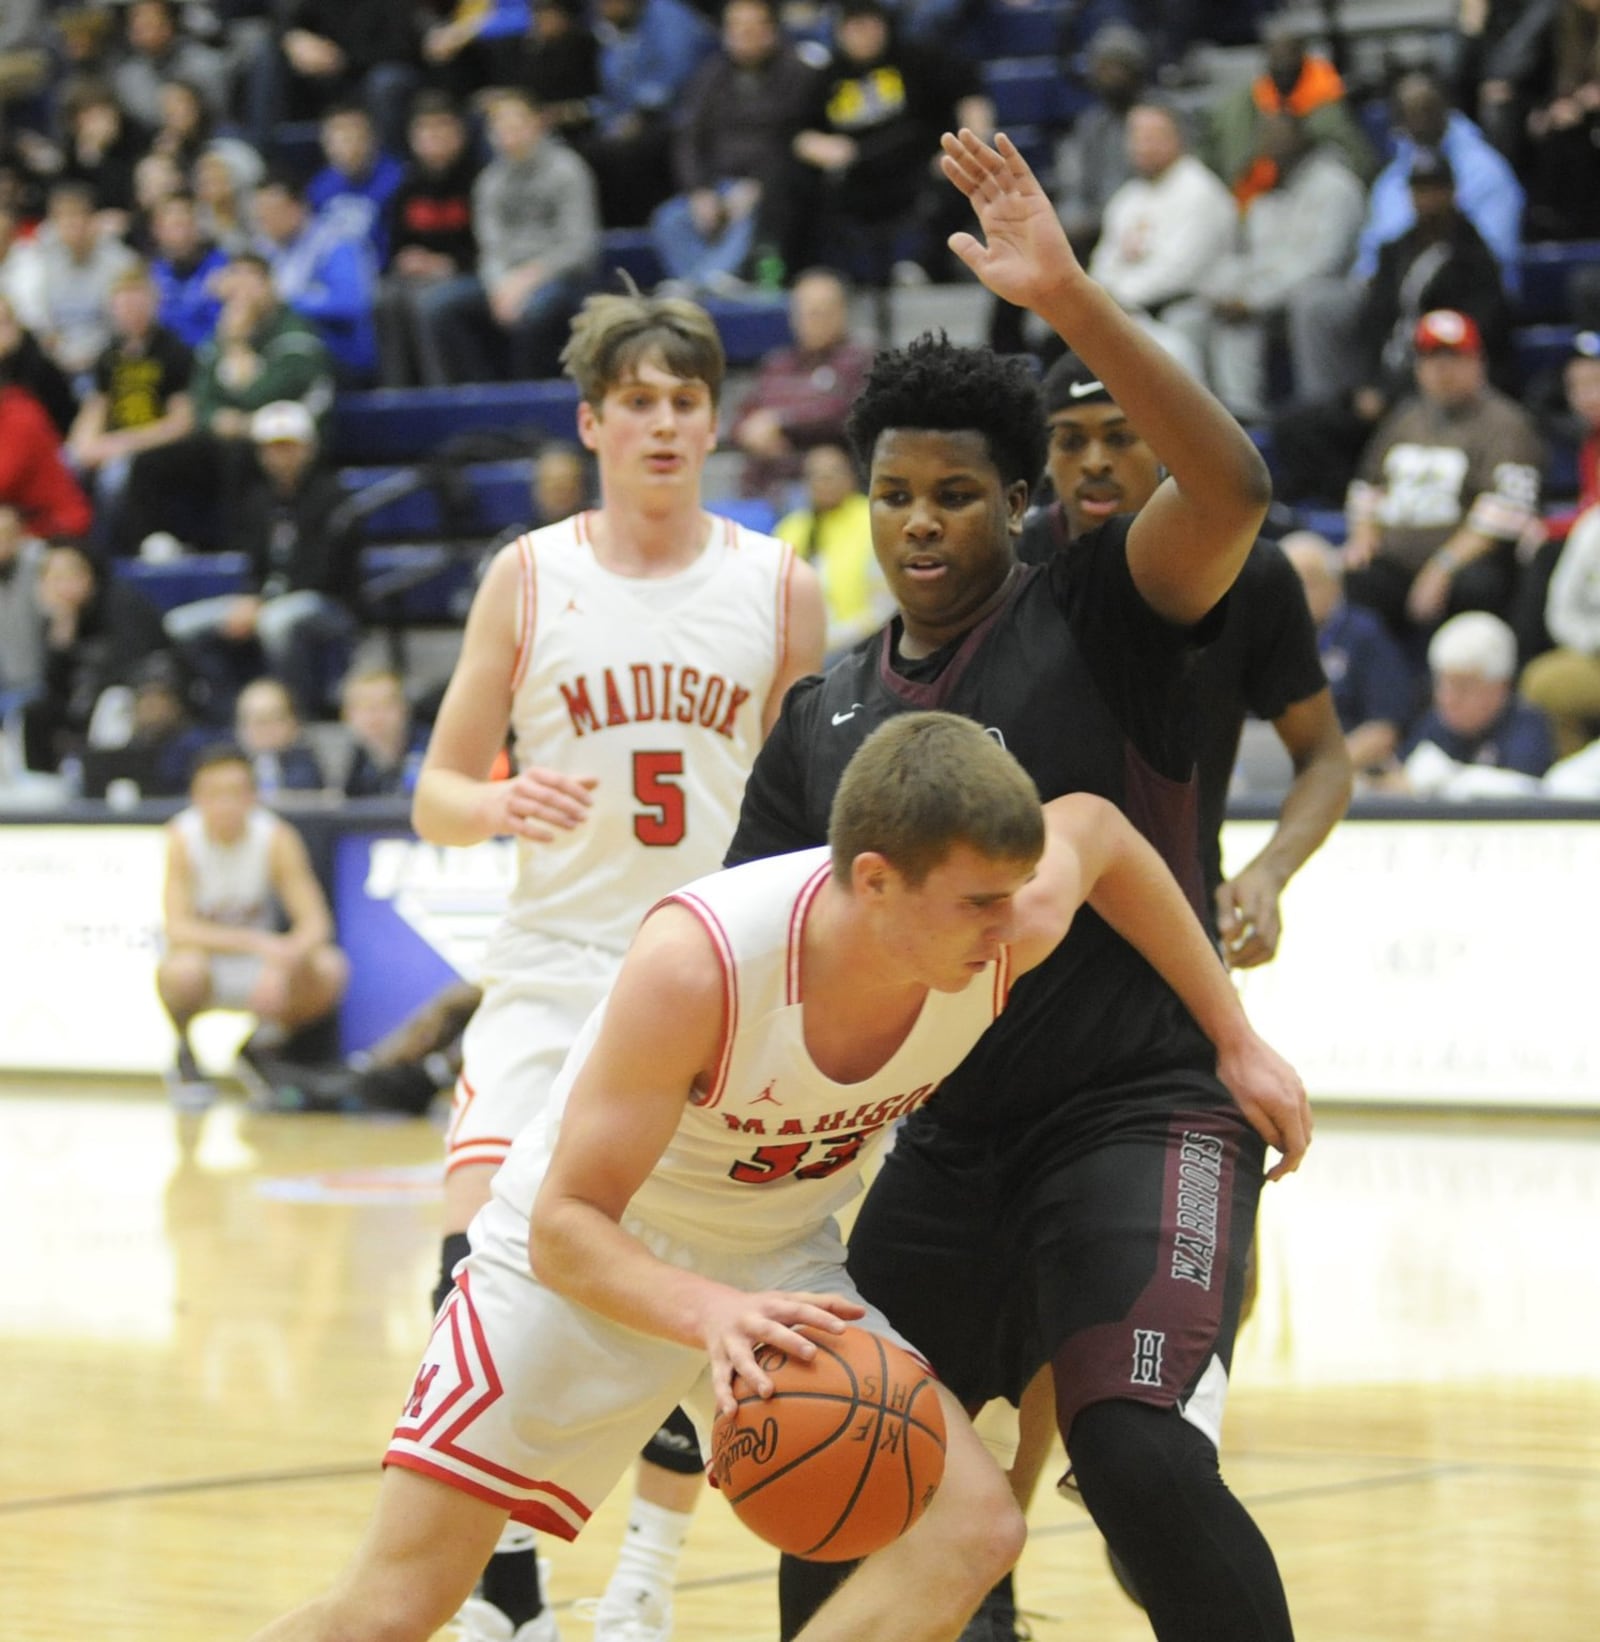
[774,541,794,681]
[383,1452,591,1539]
[446,1140,514,1174]
[785,860,831,1005]
[664,889,738,1109]
[509,534,538,692]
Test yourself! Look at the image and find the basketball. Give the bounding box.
[709,1325,947,1562]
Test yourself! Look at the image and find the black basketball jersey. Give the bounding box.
[727,516,1224,1135]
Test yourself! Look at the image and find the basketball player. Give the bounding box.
[156,745,348,1108]
[244,712,1309,1642]
[993,350,1353,1626]
[740,132,1306,1642]
[410,288,825,1642]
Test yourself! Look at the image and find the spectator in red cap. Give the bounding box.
[0,381,93,539]
[1343,306,1544,646]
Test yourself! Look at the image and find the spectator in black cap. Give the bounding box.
[1275,146,1514,508]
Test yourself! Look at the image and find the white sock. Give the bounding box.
[603,1497,692,1608]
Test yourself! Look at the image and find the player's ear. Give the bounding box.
[576,399,601,452]
[1006,478,1029,532]
[850,851,893,901]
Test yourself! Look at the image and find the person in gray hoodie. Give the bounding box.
[418,86,599,384]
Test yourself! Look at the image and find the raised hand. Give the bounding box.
[939,128,1084,313]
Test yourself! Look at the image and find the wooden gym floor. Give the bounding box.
[3,1079,1597,1641]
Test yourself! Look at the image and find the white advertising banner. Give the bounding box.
[1223,818,1599,1107]
[0,818,1595,1103]
[0,825,172,1074]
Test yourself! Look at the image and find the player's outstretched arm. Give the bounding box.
[1011,794,1312,1179]
[940,127,1270,625]
[530,905,862,1413]
[412,543,597,846]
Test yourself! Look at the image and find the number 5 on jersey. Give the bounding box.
[634,750,686,846]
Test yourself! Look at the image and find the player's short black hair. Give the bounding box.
[189,742,254,785]
[845,334,1046,490]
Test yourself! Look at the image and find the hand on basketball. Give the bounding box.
[940,129,1083,313]
[487,766,598,842]
[703,1288,865,1416]
[1215,1032,1312,1182]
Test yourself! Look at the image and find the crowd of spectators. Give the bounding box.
[1,0,1600,803]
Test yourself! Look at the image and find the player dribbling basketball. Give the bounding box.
[245,713,1306,1642]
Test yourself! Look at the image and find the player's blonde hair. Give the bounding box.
[561,289,726,409]
[828,713,1044,887]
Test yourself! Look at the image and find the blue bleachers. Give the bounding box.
[599,228,664,292]
[1515,323,1580,381]
[1518,240,1600,325]
[327,382,581,465]
[700,295,791,363]
[341,459,533,539]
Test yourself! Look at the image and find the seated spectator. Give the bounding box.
[727,266,874,502]
[193,143,261,255]
[1277,150,1516,507]
[1390,610,1555,793]
[0,504,45,715]
[148,190,228,349]
[1049,22,1149,260]
[112,0,229,129]
[1085,98,1236,375]
[1522,0,1600,240]
[1201,15,1376,207]
[164,400,361,717]
[0,289,78,437]
[1355,67,1524,293]
[0,377,93,540]
[1284,529,1420,776]
[1165,111,1366,422]
[373,91,480,388]
[117,652,213,796]
[418,87,598,386]
[341,665,427,797]
[20,539,170,773]
[306,101,405,266]
[0,199,48,332]
[1344,309,1544,643]
[791,0,991,283]
[577,0,717,227]
[1520,501,1600,757]
[774,441,888,657]
[149,77,229,176]
[251,170,378,384]
[156,743,348,1107]
[126,149,186,258]
[122,254,334,552]
[32,179,137,378]
[249,0,421,156]
[647,0,822,295]
[52,77,151,227]
[497,0,603,143]
[68,263,194,555]
[233,675,327,793]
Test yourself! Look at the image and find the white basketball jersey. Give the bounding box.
[495,848,1012,1254]
[490,510,796,959]
[173,805,277,930]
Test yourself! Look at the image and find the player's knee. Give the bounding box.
[1067,1398,1216,1521]
[926,1458,1025,1586]
[306,944,350,1003]
[641,1404,703,1475]
[157,950,211,1015]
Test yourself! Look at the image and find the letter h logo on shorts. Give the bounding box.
[1130,1328,1166,1388]
[405,1362,442,1419]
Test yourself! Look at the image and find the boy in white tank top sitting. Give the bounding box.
[246,712,1309,1642]
[157,745,349,1107]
